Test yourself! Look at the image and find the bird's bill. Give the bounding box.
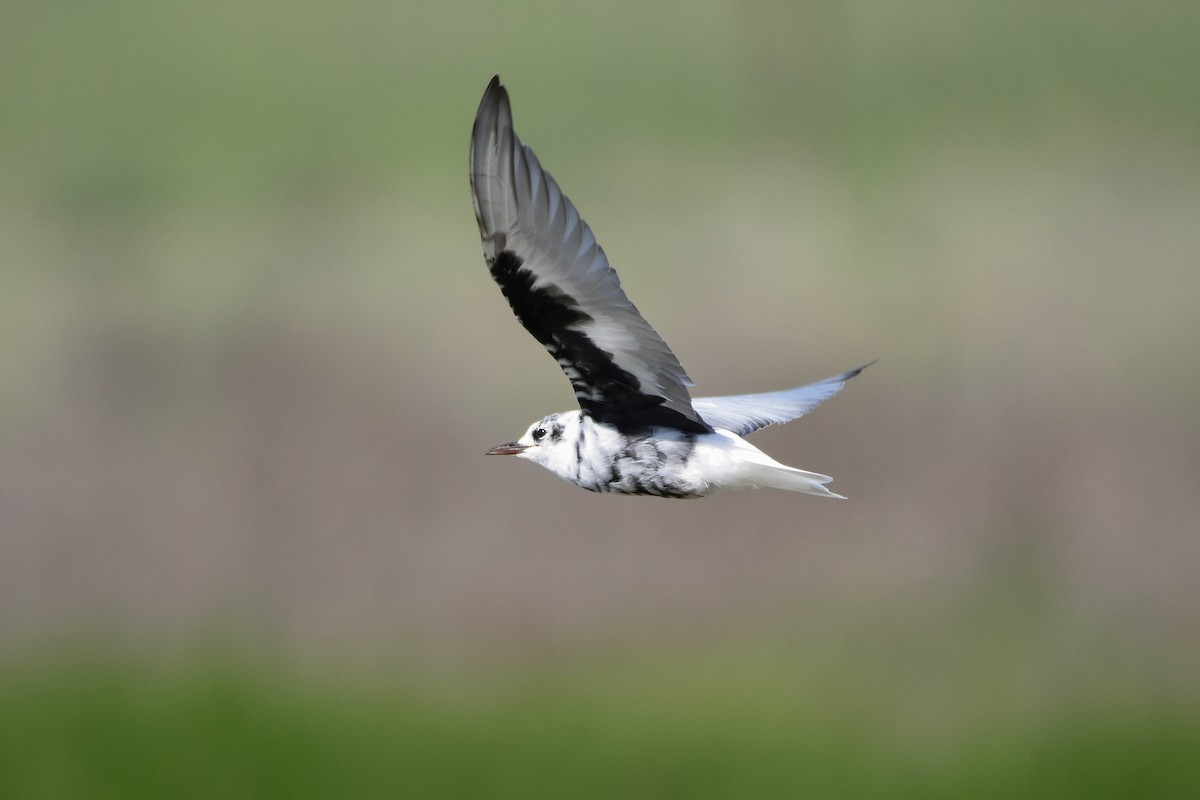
[486,442,529,456]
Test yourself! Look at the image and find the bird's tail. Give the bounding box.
[716,430,847,498]
[748,463,846,499]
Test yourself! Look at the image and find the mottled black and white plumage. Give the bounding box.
[471,76,869,498]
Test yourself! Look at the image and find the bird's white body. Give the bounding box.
[508,411,844,499]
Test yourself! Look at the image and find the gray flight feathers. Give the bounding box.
[470,76,707,430]
[693,362,874,436]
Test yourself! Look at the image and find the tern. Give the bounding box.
[470,76,869,498]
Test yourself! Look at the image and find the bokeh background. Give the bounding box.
[2,1,1199,796]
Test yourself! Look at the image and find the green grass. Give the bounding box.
[1,651,1197,799]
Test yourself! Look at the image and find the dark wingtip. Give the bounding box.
[483,74,502,100]
[472,75,513,145]
[470,75,513,195]
[841,359,878,381]
[476,76,503,117]
[480,75,505,109]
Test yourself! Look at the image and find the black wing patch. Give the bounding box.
[490,250,711,434]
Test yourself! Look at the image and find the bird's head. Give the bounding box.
[486,412,576,471]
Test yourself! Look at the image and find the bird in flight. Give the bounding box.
[470,76,869,498]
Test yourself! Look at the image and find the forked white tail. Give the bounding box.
[744,462,846,499]
[702,430,847,498]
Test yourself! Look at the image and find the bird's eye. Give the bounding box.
[532,427,547,441]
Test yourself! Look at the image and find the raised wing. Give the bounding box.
[470,76,711,435]
[693,363,874,436]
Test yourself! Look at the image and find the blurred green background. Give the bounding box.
[3,1,1199,797]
